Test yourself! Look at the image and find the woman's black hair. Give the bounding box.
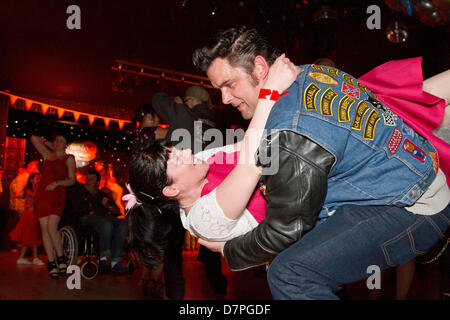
[25,173,39,193]
[127,140,179,269]
[134,103,158,126]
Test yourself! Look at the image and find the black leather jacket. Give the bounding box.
[223,130,335,270]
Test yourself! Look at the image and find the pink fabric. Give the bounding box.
[358,57,449,185]
[201,151,266,223]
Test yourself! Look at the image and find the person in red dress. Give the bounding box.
[31,133,76,278]
[9,172,45,265]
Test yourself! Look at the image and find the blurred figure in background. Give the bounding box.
[9,173,45,266]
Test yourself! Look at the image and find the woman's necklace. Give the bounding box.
[180,200,198,209]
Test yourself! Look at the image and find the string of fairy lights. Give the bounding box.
[7,108,136,186]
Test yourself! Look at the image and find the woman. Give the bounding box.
[31,133,76,278]
[126,55,299,267]
[9,173,45,265]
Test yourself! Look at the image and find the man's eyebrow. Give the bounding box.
[215,79,232,89]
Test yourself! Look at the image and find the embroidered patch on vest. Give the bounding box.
[338,95,355,122]
[308,71,338,86]
[304,82,321,111]
[357,81,371,94]
[311,64,325,71]
[363,110,380,140]
[388,128,403,154]
[320,88,337,116]
[351,101,371,131]
[341,82,360,99]
[430,152,439,174]
[342,73,356,85]
[327,67,339,78]
[402,139,426,163]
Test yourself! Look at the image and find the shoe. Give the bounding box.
[56,255,68,273]
[17,258,32,265]
[111,262,129,275]
[32,258,45,266]
[47,261,59,278]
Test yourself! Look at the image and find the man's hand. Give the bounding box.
[198,238,225,254]
[173,96,183,104]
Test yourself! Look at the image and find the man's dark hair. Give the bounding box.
[87,169,101,185]
[192,26,280,74]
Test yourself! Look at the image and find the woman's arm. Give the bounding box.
[30,135,52,159]
[216,55,300,220]
[423,69,450,106]
[45,155,76,191]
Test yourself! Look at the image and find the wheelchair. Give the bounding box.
[59,216,138,280]
[59,223,100,280]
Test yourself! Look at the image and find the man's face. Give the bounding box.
[207,58,263,120]
[85,174,99,191]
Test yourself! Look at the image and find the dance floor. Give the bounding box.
[0,249,444,300]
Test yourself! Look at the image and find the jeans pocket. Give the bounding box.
[382,216,442,267]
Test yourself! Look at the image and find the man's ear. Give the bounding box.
[253,55,270,82]
[162,185,180,198]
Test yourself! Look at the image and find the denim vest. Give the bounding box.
[265,64,438,219]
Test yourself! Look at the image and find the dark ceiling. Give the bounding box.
[1,0,449,115]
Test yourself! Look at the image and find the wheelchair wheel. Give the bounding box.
[59,226,78,266]
[81,261,99,280]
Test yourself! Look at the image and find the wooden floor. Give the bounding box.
[0,249,444,300]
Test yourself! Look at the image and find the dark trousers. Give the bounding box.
[163,210,186,300]
[198,245,227,294]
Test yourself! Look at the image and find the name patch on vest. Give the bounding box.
[320,88,337,116]
[338,95,355,122]
[388,128,403,154]
[308,71,338,86]
[363,110,380,140]
[402,139,426,163]
[304,83,321,111]
[352,101,371,131]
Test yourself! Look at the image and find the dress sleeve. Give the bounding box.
[185,189,256,241]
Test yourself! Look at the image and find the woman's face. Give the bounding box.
[31,174,41,187]
[166,148,208,195]
[53,135,67,152]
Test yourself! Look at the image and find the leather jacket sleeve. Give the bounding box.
[223,130,335,271]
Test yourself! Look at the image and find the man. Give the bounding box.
[152,86,227,295]
[152,85,216,153]
[192,26,450,299]
[66,170,129,275]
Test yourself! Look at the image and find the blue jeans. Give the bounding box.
[267,204,450,300]
[79,214,128,263]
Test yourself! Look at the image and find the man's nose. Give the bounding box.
[221,88,233,105]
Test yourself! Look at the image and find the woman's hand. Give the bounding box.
[264,53,301,94]
[198,238,225,254]
[45,181,58,191]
